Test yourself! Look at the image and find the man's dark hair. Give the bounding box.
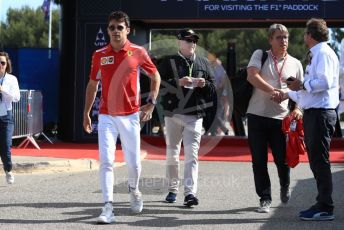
[108,11,130,27]
[306,18,329,42]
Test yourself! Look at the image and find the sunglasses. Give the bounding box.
[0,61,6,66]
[108,25,125,32]
[275,35,289,41]
[183,38,197,44]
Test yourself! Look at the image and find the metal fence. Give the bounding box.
[12,90,44,149]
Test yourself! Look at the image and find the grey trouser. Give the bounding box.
[165,114,202,196]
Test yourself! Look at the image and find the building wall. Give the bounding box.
[5,48,59,128]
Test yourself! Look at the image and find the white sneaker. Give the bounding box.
[257,200,271,213]
[129,188,143,213]
[5,171,14,184]
[97,203,115,224]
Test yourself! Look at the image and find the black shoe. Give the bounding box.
[165,192,177,203]
[183,194,199,207]
[280,186,291,204]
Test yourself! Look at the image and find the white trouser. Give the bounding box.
[98,113,141,203]
[164,114,203,196]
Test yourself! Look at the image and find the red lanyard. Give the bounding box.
[270,51,287,81]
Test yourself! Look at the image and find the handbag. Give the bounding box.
[281,114,307,168]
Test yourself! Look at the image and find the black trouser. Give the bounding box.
[247,114,290,202]
[303,109,336,213]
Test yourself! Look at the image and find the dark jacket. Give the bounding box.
[158,53,216,118]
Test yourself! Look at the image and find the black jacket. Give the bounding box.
[158,53,216,118]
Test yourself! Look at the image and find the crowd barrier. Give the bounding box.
[12,90,51,149]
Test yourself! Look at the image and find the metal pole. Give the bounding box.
[149,29,152,51]
[48,0,52,49]
[0,0,3,49]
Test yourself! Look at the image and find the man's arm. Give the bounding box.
[140,71,161,121]
[0,77,20,103]
[83,79,99,133]
[197,59,215,93]
[247,67,275,93]
[149,70,161,101]
[247,66,288,103]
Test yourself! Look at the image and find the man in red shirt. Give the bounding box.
[83,11,160,224]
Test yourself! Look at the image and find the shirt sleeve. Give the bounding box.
[247,49,264,70]
[140,48,157,77]
[305,52,336,93]
[288,90,300,105]
[1,75,20,103]
[199,58,216,96]
[89,51,101,81]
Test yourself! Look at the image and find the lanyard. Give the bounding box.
[178,51,195,77]
[270,51,287,81]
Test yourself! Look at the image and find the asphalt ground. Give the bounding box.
[0,160,343,229]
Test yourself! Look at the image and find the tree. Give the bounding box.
[151,28,309,72]
[330,28,344,53]
[0,6,59,48]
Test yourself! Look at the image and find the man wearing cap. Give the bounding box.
[158,29,216,207]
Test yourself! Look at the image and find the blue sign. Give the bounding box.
[119,0,344,20]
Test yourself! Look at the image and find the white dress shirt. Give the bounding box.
[0,73,20,116]
[289,42,339,109]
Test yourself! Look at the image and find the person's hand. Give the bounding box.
[140,103,155,122]
[194,78,205,88]
[83,114,92,134]
[291,108,303,120]
[178,76,193,87]
[270,89,286,103]
[286,77,303,91]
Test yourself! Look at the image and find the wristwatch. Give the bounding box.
[146,97,157,105]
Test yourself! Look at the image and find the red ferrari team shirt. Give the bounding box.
[89,41,157,115]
